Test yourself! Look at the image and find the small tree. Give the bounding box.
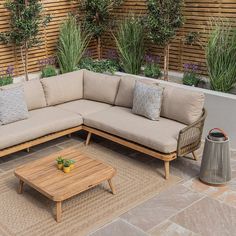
[79,0,122,59]
[146,0,184,80]
[0,0,51,81]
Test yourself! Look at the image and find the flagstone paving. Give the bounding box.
[0,131,235,236]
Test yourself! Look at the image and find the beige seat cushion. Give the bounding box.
[83,70,120,104]
[0,79,47,111]
[161,85,205,125]
[0,107,83,150]
[41,70,84,106]
[115,76,137,108]
[56,99,112,117]
[84,106,186,153]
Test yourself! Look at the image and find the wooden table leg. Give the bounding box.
[108,179,116,195]
[164,161,170,180]
[56,201,62,223]
[18,180,24,194]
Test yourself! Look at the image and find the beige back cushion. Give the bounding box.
[41,70,84,106]
[23,79,47,110]
[115,75,137,108]
[161,85,205,125]
[83,70,120,104]
[0,79,47,111]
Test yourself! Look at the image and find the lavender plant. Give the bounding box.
[143,54,162,79]
[182,63,200,87]
[0,65,14,87]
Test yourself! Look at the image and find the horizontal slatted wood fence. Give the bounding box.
[0,0,235,76]
[102,0,236,75]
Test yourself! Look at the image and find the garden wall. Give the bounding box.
[0,0,236,76]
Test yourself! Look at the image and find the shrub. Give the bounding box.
[78,57,119,74]
[144,63,162,79]
[143,54,162,79]
[0,65,14,87]
[182,63,200,87]
[57,14,90,74]
[41,65,57,78]
[206,19,236,92]
[114,15,145,75]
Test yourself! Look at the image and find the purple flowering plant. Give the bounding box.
[182,63,200,86]
[0,65,14,86]
[143,54,162,79]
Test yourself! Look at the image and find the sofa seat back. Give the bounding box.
[41,70,84,106]
[83,70,121,105]
[0,79,47,111]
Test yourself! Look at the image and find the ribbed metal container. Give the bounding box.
[200,129,231,185]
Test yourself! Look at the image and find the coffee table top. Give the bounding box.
[14,148,116,201]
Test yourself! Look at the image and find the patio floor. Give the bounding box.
[0,132,235,236]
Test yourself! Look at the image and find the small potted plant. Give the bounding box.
[69,160,75,170]
[63,160,71,173]
[56,157,64,170]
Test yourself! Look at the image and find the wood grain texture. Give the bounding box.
[14,148,116,202]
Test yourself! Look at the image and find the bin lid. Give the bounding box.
[208,128,228,142]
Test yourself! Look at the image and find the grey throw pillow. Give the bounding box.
[0,85,29,125]
[132,81,163,120]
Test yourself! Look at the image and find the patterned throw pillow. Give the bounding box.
[0,85,29,125]
[132,81,164,120]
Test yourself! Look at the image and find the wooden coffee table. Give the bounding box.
[14,148,116,222]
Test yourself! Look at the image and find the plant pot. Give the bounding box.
[57,163,63,170]
[63,166,71,173]
[70,163,75,170]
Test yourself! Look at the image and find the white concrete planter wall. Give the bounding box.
[116,72,236,150]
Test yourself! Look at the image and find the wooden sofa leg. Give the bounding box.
[192,151,198,161]
[85,132,92,146]
[164,161,170,180]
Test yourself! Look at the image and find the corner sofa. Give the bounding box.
[0,69,206,179]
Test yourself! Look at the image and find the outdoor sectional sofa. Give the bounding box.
[0,69,206,179]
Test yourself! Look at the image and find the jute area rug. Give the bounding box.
[0,143,180,236]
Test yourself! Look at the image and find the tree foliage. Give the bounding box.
[79,0,122,38]
[0,0,51,80]
[146,0,184,46]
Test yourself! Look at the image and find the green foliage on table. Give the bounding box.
[146,0,184,80]
[114,16,145,75]
[0,0,51,81]
[206,19,236,92]
[57,14,90,74]
[78,58,119,74]
[41,65,57,78]
[56,157,64,164]
[63,160,71,167]
[144,63,162,79]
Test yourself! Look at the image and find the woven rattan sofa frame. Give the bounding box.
[0,109,206,179]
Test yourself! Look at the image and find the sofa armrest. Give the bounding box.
[177,109,207,157]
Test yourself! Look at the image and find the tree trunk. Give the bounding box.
[97,36,102,60]
[24,43,29,81]
[163,44,170,81]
